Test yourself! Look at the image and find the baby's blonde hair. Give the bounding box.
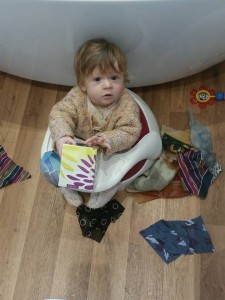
[75,38,128,86]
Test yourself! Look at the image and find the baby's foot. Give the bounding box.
[86,196,110,209]
[60,187,83,207]
[87,183,119,209]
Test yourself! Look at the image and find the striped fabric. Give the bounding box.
[177,150,213,199]
[0,145,31,188]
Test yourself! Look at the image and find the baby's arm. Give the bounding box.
[93,96,142,155]
[49,88,78,154]
[49,89,77,140]
[85,135,111,151]
[96,125,141,155]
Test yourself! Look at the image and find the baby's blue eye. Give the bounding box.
[111,75,119,80]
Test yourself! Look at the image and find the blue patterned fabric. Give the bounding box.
[40,151,60,186]
[140,216,215,264]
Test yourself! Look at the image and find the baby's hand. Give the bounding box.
[85,135,111,151]
[56,136,76,156]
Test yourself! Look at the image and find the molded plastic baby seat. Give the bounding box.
[41,89,162,192]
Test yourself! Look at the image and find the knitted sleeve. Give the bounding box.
[97,91,142,155]
[49,87,79,142]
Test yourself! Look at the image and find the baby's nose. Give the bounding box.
[103,78,112,88]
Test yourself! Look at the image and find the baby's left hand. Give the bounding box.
[85,135,111,151]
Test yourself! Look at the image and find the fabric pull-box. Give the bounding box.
[58,144,98,192]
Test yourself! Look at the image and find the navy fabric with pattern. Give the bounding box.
[140,216,215,264]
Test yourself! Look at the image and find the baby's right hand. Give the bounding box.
[56,136,76,157]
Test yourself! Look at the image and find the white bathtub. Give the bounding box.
[1,0,225,87]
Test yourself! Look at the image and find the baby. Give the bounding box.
[49,38,142,208]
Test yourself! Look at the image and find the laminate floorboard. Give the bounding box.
[0,61,225,300]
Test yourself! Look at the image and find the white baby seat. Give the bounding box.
[41,89,162,192]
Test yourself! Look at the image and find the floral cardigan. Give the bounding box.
[49,86,142,155]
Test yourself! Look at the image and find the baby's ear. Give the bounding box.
[79,81,86,92]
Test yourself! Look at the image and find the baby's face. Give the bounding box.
[81,65,125,107]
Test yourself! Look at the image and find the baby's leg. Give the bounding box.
[60,187,83,207]
[87,183,119,209]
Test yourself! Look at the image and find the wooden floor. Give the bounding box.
[0,61,225,300]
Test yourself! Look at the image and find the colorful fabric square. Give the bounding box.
[161,125,192,146]
[0,145,31,188]
[161,133,195,154]
[40,151,60,186]
[140,216,215,264]
[76,199,125,242]
[126,150,178,192]
[177,150,213,198]
[134,174,190,203]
